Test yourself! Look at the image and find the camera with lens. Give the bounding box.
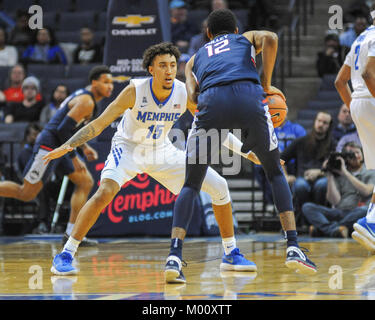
[323,151,356,173]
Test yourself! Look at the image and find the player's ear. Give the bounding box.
[148,65,154,76]
[234,27,239,34]
[206,28,213,40]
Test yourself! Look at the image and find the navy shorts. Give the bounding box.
[23,130,74,184]
[188,81,278,162]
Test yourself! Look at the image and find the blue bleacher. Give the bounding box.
[58,12,96,31]
[75,0,108,12]
[2,0,34,12]
[187,9,209,30]
[27,64,66,81]
[38,0,72,12]
[66,64,97,78]
[43,78,87,96]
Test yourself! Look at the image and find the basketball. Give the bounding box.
[265,94,288,128]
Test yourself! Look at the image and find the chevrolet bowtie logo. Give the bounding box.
[112,75,131,82]
[113,15,155,27]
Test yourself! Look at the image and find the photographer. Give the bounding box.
[302,142,375,238]
[316,33,343,78]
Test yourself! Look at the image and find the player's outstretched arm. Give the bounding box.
[43,83,136,164]
[242,30,285,99]
[185,55,199,104]
[362,56,375,98]
[335,64,352,108]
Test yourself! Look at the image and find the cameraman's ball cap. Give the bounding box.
[22,76,40,92]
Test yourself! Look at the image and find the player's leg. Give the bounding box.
[350,99,375,249]
[51,142,138,275]
[0,146,50,201]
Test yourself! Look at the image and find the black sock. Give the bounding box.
[285,230,299,247]
[169,238,183,260]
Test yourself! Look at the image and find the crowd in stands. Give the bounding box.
[0,0,372,238]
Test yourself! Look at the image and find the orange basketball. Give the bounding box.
[264,94,288,128]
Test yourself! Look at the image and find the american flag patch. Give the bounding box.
[173,104,180,109]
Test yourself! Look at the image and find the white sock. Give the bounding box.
[366,202,375,223]
[66,222,74,236]
[62,236,81,257]
[222,237,236,255]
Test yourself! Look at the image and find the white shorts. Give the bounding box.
[100,140,231,205]
[350,97,375,169]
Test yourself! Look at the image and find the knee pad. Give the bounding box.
[204,174,231,206]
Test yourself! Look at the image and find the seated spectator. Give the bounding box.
[73,27,103,64]
[0,26,18,66]
[316,33,343,78]
[254,116,306,205]
[281,111,335,209]
[332,103,356,145]
[210,0,244,32]
[8,10,33,48]
[4,76,44,123]
[340,15,368,54]
[22,27,67,65]
[1,64,42,103]
[39,84,69,125]
[303,142,375,238]
[170,0,198,53]
[188,19,209,56]
[336,131,362,152]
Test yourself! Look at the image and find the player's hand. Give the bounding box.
[42,145,73,165]
[82,145,98,162]
[264,86,286,101]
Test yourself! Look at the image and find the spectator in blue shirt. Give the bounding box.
[254,117,306,205]
[22,27,67,65]
[340,15,368,53]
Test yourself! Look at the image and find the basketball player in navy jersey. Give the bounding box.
[0,65,113,245]
[165,9,317,278]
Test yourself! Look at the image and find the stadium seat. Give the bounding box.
[319,74,337,91]
[75,0,108,12]
[297,109,317,120]
[41,12,58,29]
[38,0,72,12]
[316,90,341,101]
[67,64,97,78]
[2,0,34,12]
[187,10,209,30]
[97,11,107,31]
[44,78,87,96]
[0,66,10,87]
[233,9,248,30]
[27,64,66,81]
[56,31,81,44]
[58,12,96,32]
[307,100,342,111]
[295,119,314,131]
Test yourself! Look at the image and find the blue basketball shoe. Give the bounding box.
[220,248,257,271]
[353,217,375,252]
[164,255,186,284]
[51,252,77,275]
[285,246,317,275]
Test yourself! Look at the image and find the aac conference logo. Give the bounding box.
[112,15,155,28]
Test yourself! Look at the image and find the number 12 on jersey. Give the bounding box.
[206,39,230,57]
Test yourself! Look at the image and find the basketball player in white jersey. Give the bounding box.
[335,4,375,252]
[43,42,259,278]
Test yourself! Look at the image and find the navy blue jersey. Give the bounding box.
[193,33,260,92]
[43,88,96,135]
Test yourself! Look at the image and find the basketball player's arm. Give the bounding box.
[242,30,285,100]
[335,64,352,108]
[362,56,375,98]
[42,84,136,163]
[185,55,199,104]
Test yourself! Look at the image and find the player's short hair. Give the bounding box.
[142,42,181,72]
[207,8,237,37]
[88,65,111,83]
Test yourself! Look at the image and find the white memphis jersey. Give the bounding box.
[344,26,375,99]
[112,77,187,146]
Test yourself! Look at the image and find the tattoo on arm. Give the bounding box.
[65,124,97,148]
